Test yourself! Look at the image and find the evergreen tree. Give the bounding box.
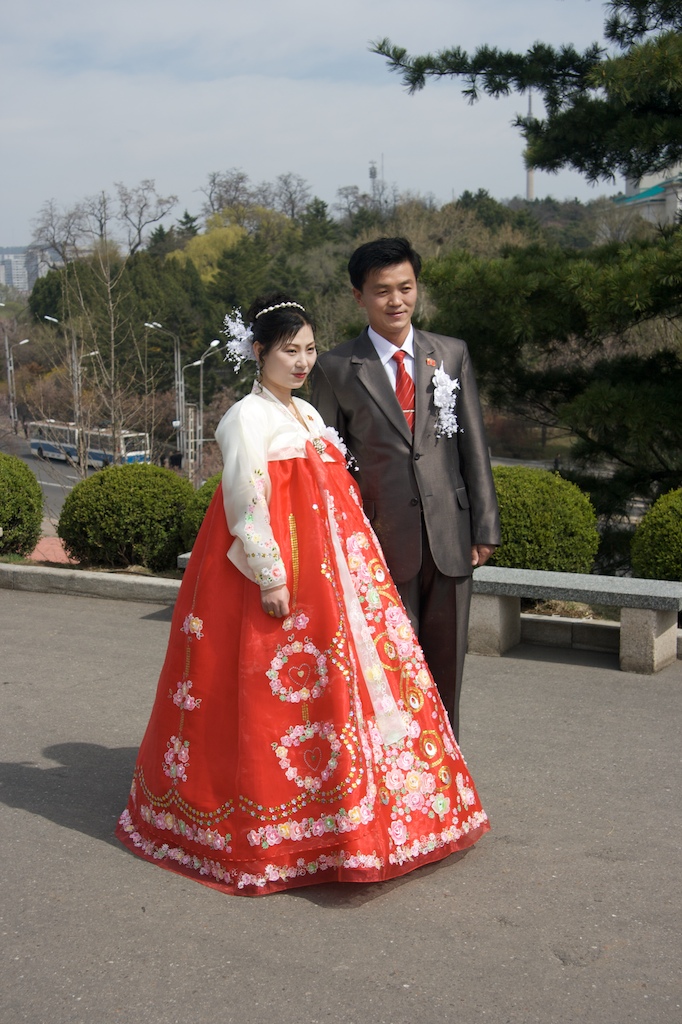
[373,1,682,181]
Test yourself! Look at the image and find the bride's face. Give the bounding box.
[255,325,317,396]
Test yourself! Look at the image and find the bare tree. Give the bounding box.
[199,169,254,217]
[334,185,372,221]
[115,180,178,254]
[272,173,312,220]
[31,199,84,266]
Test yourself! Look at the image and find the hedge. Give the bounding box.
[631,488,682,581]
[181,472,222,549]
[0,453,43,556]
[58,464,194,572]
[491,466,599,573]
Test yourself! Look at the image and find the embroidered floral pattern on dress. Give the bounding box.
[344,529,435,714]
[163,735,191,782]
[384,604,417,662]
[119,807,384,890]
[170,679,202,711]
[244,470,286,587]
[246,794,375,849]
[389,814,488,866]
[181,613,204,640]
[267,638,329,703]
[273,721,342,791]
[129,806,232,852]
[364,711,488,858]
[346,532,384,620]
[282,610,309,632]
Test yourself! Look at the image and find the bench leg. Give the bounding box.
[468,594,521,657]
[619,608,678,673]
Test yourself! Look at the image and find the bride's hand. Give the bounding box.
[261,585,291,618]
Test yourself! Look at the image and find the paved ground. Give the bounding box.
[27,524,74,565]
[1,587,680,1024]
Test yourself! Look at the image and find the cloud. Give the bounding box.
[1,0,617,244]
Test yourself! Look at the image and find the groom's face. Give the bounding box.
[353,261,418,346]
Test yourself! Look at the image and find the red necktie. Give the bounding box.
[392,349,415,432]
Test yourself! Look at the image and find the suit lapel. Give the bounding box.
[352,331,413,444]
[413,330,436,445]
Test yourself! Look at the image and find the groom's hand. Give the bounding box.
[471,544,496,567]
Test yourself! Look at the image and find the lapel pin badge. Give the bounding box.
[426,358,437,367]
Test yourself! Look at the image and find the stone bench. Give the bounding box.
[469,566,682,674]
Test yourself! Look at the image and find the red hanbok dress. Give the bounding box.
[116,385,489,895]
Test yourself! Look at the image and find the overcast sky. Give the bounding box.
[1,0,619,246]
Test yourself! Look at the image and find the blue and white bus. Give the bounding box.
[29,421,151,468]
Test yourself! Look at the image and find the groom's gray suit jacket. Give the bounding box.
[311,328,500,584]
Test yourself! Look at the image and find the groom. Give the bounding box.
[311,237,500,739]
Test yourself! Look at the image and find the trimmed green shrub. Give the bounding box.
[0,453,43,556]
[631,488,682,581]
[58,464,194,572]
[491,466,599,573]
[181,472,221,549]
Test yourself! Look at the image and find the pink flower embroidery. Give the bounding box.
[163,736,191,782]
[170,679,202,711]
[181,613,204,640]
[385,767,406,792]
[390,819,408,846]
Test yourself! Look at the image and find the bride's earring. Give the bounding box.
[255,360,263,391]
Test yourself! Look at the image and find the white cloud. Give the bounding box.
[1,0,617,244]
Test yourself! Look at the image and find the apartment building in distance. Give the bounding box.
[0,246,57,294]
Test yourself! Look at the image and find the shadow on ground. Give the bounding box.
[0,741,137,845]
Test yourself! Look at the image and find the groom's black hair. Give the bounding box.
[348,237,422,291]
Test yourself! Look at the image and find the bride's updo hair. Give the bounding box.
[247,294,315,357]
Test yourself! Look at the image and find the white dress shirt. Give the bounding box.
[368,325,415,388]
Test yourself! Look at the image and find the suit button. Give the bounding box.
[413,453,421,460]
[410,498,419,506]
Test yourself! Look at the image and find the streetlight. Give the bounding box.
[182,359,202,483]
[197,339,221,479]
[144,321,183,459]
[4,337,29,432]
[43,314,87,467]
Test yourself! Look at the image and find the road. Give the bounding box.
[0,426,86,522]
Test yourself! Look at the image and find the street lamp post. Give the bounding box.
[197,339,221,480]
[4,336,30,432]
[144,322,183,460]
[181,359,202,484]
[44,314,89,469]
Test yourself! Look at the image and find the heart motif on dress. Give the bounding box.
[288,664,310,686]
[303,747,322,771]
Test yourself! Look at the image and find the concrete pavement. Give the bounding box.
[1,586,681,1024]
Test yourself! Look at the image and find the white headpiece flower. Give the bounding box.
[221,310,255,372]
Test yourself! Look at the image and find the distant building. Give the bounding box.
[615,165,682,226]
[0,246,60,294]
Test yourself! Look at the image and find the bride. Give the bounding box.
[116,294,489,896]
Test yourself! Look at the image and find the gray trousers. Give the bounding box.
[396,528,472,743]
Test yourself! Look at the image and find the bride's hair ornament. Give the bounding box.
[221,309,255,372]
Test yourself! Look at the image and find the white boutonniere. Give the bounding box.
[432,362,460,438]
